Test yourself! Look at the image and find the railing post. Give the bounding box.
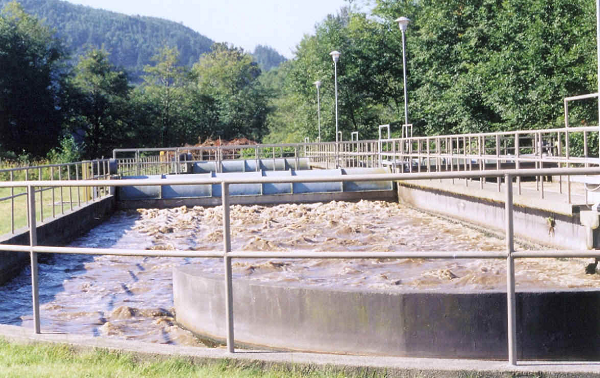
[135,150,140,176]
[10,171,14,234]
[515,133,521,195]
[496,135,501,192]
[28,184,40,334]
[505,174,517,365]
[222,182,234,353]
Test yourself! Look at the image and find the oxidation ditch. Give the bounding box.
[0,200,598,355]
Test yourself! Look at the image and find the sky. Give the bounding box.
[64,0,351,58]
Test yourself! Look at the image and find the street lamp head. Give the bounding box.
[395,16,411,32]
[313,80,321,88]
[330,50,341,63]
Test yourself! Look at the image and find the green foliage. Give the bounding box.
[0,1,69,157]
[0,3,275,157]
[0,0,214,81]
[376,0,597,135]
[266,0,598,143]
[46,134,82,164]
[68,49,132,158]
[253,44,287,71]
[140,46,190,147]
[193,43,270,141]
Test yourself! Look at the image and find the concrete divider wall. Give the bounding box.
[173,266,600,359]
[118,168,394,202]
[397,182,586,250]
[0,196,116,285]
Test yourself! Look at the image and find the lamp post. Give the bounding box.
[314,80,322,142]
[396,17,411,127]
[330,50,340,167]
[597,0,600,156]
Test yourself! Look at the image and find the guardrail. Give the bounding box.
[2,166,600,366]
[113,140,384,176]
[113,144,314,176]
[377,126,600,204]
[0,159,112,236]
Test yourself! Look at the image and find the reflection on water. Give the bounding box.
[0,200,598,346]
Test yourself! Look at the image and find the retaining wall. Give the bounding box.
[0,196,116,285]
[397,181,587,250]
[173,267,600,359]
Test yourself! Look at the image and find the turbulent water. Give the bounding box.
[1,200,598,346]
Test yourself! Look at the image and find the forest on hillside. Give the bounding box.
[0,0,598,162]
[0,2,269,160]
[0,0,287,81]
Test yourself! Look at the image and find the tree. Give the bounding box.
[373,0,597,134]
[0,2,69,156]
[141,46,189,146]
[253,45,287,71]
[265,1,598,143]
[193,43,269,140]
[69,49,131,158]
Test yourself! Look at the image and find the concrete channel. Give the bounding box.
[2,157,600,371]
[0,196,116,285]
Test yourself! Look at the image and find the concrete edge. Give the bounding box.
[117,190,397,209]
[396,181,586,250]
[398,180,576,216]
[0,325,599,377]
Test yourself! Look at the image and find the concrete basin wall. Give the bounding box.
[174,266,600,360]
[397,181,587,250]
[118,168,394,202]
[0,196,116,285]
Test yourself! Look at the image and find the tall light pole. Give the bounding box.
[330,50,341,167]
[396,17,411,127]
[597,0,600,156]
[314,80,322,142]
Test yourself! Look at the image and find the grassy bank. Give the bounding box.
[0,186,98,236]
[0,339,351,378]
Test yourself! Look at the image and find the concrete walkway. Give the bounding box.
[1,324,599,377]
[400,177,588,215]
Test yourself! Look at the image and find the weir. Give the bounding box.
[1,125,600,364]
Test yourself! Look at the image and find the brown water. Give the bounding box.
[1,200,598,346]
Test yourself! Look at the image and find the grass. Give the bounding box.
[0,339,360,378]
[0,186,99,236]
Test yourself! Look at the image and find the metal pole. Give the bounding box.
[334,60,339,168]
[505,174,517,365]
[597,0,600,155]
[222,182,234,353]
[317,85,321,142]
[28,185,40,334]
[401,29,409,126]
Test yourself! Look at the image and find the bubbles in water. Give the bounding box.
[0,200,597,346]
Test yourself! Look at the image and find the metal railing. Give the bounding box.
[113,144,313,176]
[301,125,600,205]
[2,167,600,366]
[0,159,112,236]
[303,140,381,169]
[377,126,600,205]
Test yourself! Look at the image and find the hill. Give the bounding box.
[253,45,287,71]
[0,0,214,80]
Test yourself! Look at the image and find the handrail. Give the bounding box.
[379,125,599,141]
[0,158,113,235]
[4,166,600,366]
[1,167,599,188]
